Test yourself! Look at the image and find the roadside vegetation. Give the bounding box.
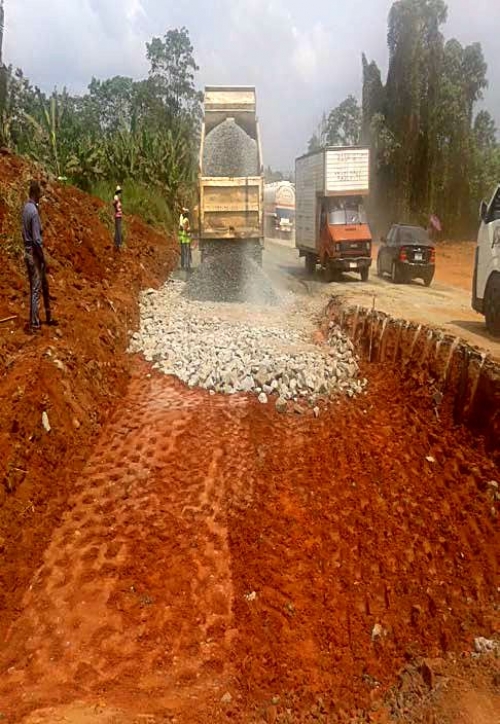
[0,27,200,229]
[309,0,500,237]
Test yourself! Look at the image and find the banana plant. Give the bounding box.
[21,91,66,176]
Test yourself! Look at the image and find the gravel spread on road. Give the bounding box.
[129,279,366,408]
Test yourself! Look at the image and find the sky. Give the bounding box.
[4,0,500,170]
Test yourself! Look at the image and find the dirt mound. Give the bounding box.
[0,151,177,637]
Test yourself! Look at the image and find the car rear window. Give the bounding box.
[399,227,430,245]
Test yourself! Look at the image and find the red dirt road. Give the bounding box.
[1,361,498,723]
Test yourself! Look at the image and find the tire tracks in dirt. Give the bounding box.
[0,364,498,723]
[0,372,253,722]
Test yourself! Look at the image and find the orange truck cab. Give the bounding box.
[318,197,372,281]
[295,147,372,282]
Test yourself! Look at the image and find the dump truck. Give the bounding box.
[264,181,295,239]
[198,86,264,265]
[472,184,500,336]
[295,146,372,281]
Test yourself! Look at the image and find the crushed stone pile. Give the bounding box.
[129,280,366,407]
[203,119,259,177]
[183,252,278,305]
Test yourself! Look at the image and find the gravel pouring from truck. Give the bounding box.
[295,147,372,281]
[198,86,264,264]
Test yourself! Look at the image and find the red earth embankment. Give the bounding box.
[0,152,177,637]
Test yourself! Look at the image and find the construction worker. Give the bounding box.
[22,180,57,332]
[113,185,123,249]
[179,207,189,233]
[179,209,192,271]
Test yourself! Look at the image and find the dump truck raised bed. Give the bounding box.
[295,146,372,281]
[198,86,264,265]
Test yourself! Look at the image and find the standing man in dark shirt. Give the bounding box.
[22,181,57,332]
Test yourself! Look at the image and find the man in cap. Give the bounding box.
[22,180,57,332]
[113,185,123,249]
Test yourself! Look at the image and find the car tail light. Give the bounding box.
[430,247,436,263]
[399,247,408,261]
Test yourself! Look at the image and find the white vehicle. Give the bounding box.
[264,181,295,238]
[472,184,500,336]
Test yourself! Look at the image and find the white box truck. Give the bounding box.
[295,146,372,281]
[472,184,500,336]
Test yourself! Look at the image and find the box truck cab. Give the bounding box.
[295,147,372,282]
[472,184,500,336]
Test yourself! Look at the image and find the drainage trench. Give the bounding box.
[325,298,500,461]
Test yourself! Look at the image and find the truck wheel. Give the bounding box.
[484,274,500,337]
[325,263,340,283]
[305,253,316,275]
[360,267,369,282]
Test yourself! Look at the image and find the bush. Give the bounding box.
[90,180,176,232]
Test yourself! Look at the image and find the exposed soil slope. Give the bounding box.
[0,151,177,636]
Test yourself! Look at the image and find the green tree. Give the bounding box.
[357,0,491,236]
[0,25,201,217]
[307,132,321,153]
[325,95,361,146]
[146,27,202,125]
[87,76,135,133]
[473,110,497,149]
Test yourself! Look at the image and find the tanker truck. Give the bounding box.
[198,86,264,265]
[264,181,295,239]
[295,146,372,281]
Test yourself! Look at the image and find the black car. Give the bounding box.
[377,224,435,286]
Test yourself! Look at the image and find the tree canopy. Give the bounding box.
[0,24,201,216]
[309,0,500,237]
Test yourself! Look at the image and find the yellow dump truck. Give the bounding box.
[198,86,264,265]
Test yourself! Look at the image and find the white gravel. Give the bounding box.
[202,118,259,177]
[129,279,366,409]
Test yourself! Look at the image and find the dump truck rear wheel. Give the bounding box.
[360,267,369,282]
